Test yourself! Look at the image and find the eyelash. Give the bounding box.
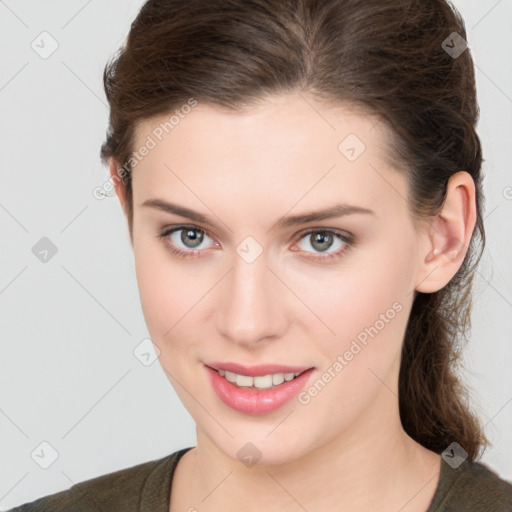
[156,225,355,262]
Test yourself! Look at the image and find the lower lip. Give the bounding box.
[205,365,315,415]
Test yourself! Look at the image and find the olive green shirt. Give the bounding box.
[7,447,512,511]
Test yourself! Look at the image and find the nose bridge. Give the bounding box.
[217,246,283,345]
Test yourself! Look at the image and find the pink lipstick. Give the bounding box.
[204,362,315,415]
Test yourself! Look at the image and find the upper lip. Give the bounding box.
[205,362,314,377]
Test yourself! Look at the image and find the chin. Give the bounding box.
[206,429,315,468]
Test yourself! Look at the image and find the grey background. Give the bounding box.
[0,0,511,508]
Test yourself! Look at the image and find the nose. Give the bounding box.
[216,250,287,347]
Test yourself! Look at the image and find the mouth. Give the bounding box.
[206,365,310,390]
[204,363,316,415]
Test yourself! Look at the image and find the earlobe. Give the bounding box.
[415,171,477,294]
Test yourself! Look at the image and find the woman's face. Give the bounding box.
[127,93,428,465]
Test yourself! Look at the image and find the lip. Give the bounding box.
[205,363,316,415]
[205,361,313,377]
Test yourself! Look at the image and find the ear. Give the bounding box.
[108,158,129,219]
[414,171,477,294]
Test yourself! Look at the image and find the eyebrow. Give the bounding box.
[141,198,375,231]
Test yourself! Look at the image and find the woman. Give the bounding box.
[8,0,512,510]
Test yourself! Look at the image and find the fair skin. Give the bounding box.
[110,92,476,512]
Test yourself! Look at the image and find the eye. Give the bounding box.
[157,225,218,258]
[292,229,354,262]
[157,225,355,262]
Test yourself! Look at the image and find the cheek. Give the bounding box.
[134,249,169,333]
[299,251,411,337]
[296,233,415,373]
[133,238,195,344]
[132,234,220,380]
[294,260,410,429]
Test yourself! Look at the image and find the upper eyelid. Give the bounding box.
[160,223,349,236]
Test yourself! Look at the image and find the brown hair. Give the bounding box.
[100,0,489,459]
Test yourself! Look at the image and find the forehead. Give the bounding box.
[130,93,407,218]
[133,92,388,158]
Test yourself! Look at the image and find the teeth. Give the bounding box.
[224,371,237,383]
[236,374,253,387]
[217,369,303,389]
[272,373,285,385]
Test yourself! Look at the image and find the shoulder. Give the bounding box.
[5,450,184,512]
[430,458,512,511]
